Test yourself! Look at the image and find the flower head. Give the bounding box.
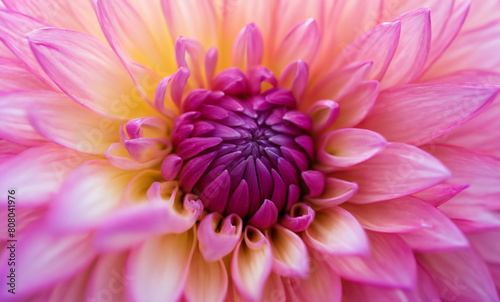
[1,0,500,301]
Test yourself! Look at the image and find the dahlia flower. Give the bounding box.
[1,0,500,301]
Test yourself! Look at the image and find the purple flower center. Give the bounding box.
[170,67,314,228]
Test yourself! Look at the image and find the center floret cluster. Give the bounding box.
[170,67,314,228]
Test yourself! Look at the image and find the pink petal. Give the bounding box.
[301,170,326,197]
[28,28,155,120]
[48,264,92,301]
[468,229,500,265]
[261,273,286,302]
[332,21,400,81]
[3,0,105,40]
[279,60,309,103]
[28,92,121,154]
[334,143,450,204]
[382,8,431,88]
[248,199,279,229]
[161,0,218,49]
[0,10,56,88]
[175,37,206,88]
[85,252,129,302]
[412,183,469,207]
[0,144,94,208]
[332,80,380,129]
[317,128,387,169]
[0,57,49,91]
[344,196,468,252]
[198,213,243,262]
[161,154,182,180]
[280,203,316,232]
[0,221,95,300]
[358,83,499,145]
[304,206,369,256]
[95,183,202,252]
[127,229,196,302]
[47,160,135,233]
[232,23,264,70]
[329,232,416,289]
[342,264,440,302]
[96,0,171,73]
[274,19,320,71]
[305,61,373,107]
[266,225,309,278]
[282,252,342,302]
[231,226,272,302]
[417,248,499,301]
[0,91,47,146]
[185,246,228,302]
[305,177,358,207]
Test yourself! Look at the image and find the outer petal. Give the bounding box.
[0,57,49,91]
[358,83,499,146]
[27,91,121,154]
[47,160,135,233]
[343,196,468,252]
[282,253,342,302]
[185,246,228,302]
[266,225,309,278]
[334,143,451,204]
[28,28,155,120]
[304,206,369,256]
[331,21,400,81]
[161,0,218,49]
[328,232,416,289]
[0,144,94,208]
[381,8,431,88]
[0,222,95,300]
[231,226,272,302]
[417,248,499,302]
[85,252,130,302]
[127,228,196,302]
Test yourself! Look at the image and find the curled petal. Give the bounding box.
[304,206,369,256]
[266,225,309,278]
[301,170,325,197]
[198,213,243,262]
[306,177,358,207]
[127,228,196,302]
[306,100,340,134]
[317,128,387,170]
[175,37,206,87]
[280,203,316,232]
[231,226,272,301]
[279,60,309,102]
[161,154,182,181]
[185,246,228,302]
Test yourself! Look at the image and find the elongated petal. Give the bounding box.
[266,225,309,278]
[274,19,320,71]
[0,222,95,300]
[127,229,196,302]
[329,232,416,289]
[85,252,130,302]
[0,144,94,208]
[343,196,468,252]
[283,253,342,302]
[317,128,387,169]
[96,0,169,73]
[412,183,469,207]
[468,229,500,265]
[0,57,49,91]
[232,23,264,70]
[304,206,369,256]
[28,92,121,154]
[382,8,431,88]
[185,246,228,302]
[28,28,155,120]
[198,213,243,262]
[332,21,400,80]
[334,143,450,204]
[417,248,499,302]
[279,60,309,102]
[359,83,499,145]
[231,226,272,302]
[162,0,218,49]
[48,160,135,232]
